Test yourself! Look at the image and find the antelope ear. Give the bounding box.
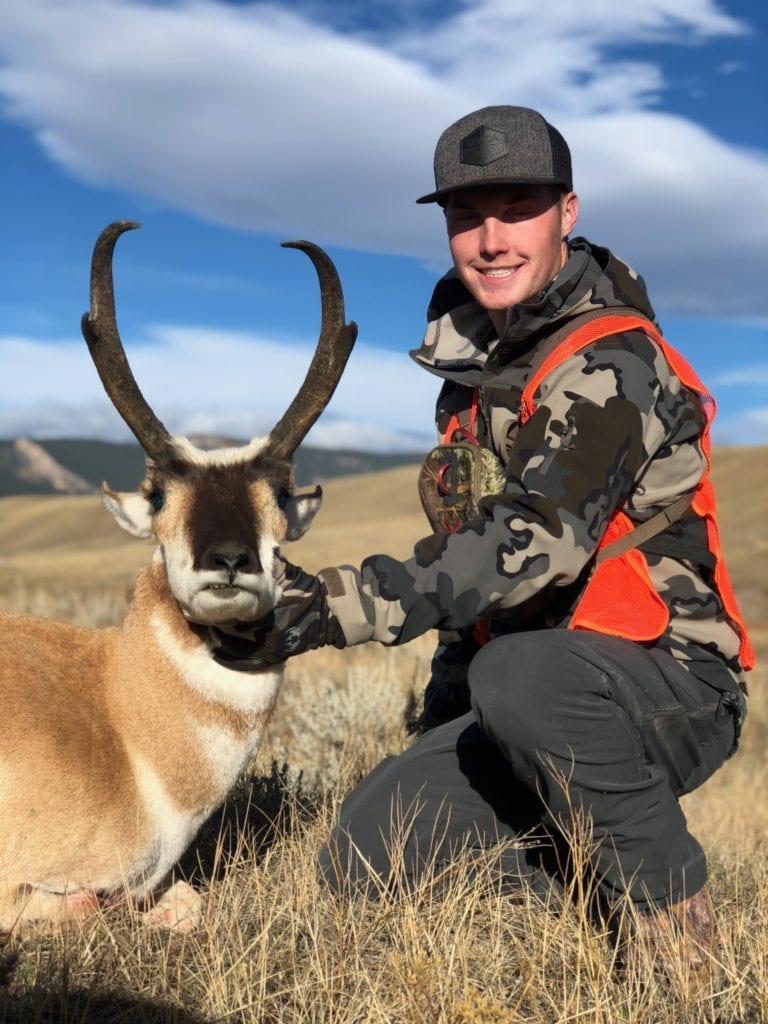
[101,482,154,539]
[284,486,322,541]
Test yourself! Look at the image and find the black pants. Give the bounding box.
[319,631,743,910]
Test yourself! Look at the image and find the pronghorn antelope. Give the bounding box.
[0,222,357,934]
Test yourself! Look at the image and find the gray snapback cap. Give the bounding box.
[417,105,572,204]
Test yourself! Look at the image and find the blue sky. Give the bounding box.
[1,0,766,452]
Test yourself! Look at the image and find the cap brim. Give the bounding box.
[415,189,447,205]
[415,175,570,205]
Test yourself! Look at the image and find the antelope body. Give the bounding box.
[0,223,357,932]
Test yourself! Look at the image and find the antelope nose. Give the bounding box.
[211,551,251,579]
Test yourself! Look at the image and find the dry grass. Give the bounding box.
[0,626,766,1022]
[0,452,767,1021]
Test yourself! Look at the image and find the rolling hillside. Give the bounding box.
[0,437,423,497]
[0,447,765,624]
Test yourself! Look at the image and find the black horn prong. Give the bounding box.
[82,221,177,466]
[267,241,358,461]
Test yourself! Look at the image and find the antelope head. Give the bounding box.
[81,221,357,625]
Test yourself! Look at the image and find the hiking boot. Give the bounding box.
[631,885,720,995]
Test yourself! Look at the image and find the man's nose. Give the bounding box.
[479,218,508,258]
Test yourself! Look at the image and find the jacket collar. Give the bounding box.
[410,238,658,383]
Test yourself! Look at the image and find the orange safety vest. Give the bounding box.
[444,313,756,670]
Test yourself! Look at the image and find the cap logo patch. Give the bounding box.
[460,125,508,167]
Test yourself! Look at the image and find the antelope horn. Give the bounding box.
[81,221,177,466]
[267,241,358,461]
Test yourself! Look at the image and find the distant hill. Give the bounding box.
[1,447,765,625]
[0,437,424,497]
[0,438,97,496]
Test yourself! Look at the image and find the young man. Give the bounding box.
[215,107,754,984]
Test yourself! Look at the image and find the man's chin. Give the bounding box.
[463,275,529,313]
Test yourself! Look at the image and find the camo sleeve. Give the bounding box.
[324,331,706,647]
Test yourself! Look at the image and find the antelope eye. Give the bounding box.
[277,490,289,510]
[149,490,164,512]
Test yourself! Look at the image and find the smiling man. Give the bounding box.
[214,106,754,990]
[444,184,578,322]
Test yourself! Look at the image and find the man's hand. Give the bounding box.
[209,559,345,671]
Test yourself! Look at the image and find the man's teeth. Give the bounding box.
[482,268,514,277]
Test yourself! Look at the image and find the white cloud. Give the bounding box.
[713,363,768,387]
[709,356,768,442]
[6,322,763,448]
[395,0,746,111]
[0,0,765,316]
[568,112,768,315]
[0,327,438,452]
[714,406,768,445]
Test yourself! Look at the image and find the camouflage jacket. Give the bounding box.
[322,237,748,693]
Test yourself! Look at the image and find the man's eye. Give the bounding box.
[149,490,164,512]
[504,207,533,220]
[447,213,478,231]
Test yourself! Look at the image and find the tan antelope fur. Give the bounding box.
[0,222,357,934]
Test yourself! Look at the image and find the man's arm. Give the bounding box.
[324,329,684,646]
[213,330,701,666]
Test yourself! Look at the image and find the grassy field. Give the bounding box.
[0,450,766,1022]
